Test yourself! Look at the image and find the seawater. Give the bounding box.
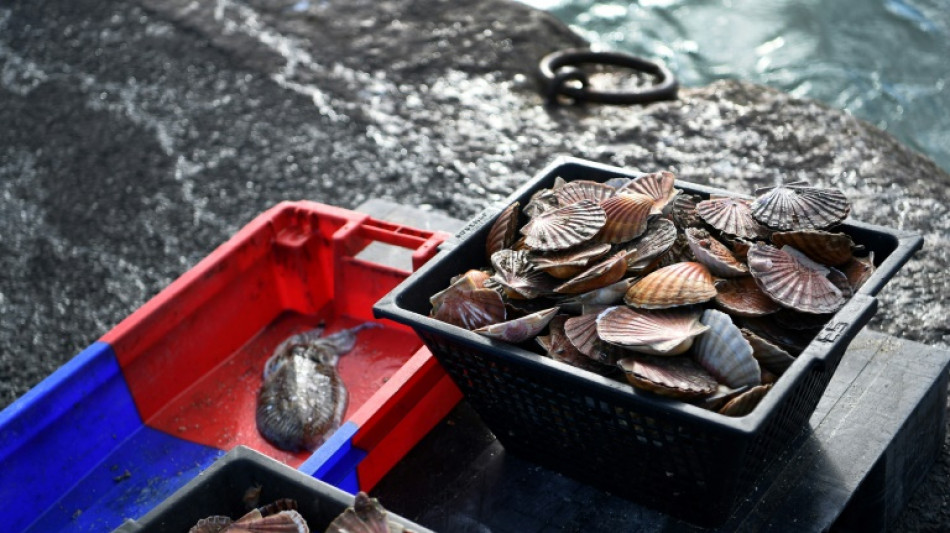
[520,0,950,174]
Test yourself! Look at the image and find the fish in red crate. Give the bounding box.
[256,323,379,451]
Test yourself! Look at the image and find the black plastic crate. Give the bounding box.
[374,156,922,527]
[113,446,433,532]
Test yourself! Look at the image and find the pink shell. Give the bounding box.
[696,196,770,240]
[520,199,606,251]
[770,229,856,266]
[555,180,616,205]
[747,243,846,314]
[596,306,709,356]
[617,355,718,400]
[486,201,520,260]
[475,307,559,343]
[685,227,748,278]
[714,277,782,317]
[617,171,680,215]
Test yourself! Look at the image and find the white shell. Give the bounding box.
[693,309,761,389]
[596,307,709,356]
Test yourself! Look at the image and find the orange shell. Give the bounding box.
[714,277,782,317]
[596,192,654,243]
[770,229,855,266]
[623,261,717,309]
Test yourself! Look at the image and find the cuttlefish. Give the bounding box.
[256,322,378,451]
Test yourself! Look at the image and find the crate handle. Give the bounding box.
[343,218,452,272]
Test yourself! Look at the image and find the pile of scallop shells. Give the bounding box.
[429,172,876,417]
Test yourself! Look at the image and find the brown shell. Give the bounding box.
[624,261,717,309]
[564,312,622,365]
[558,278,638,313]
[490,249,556,299]
[714,277,782,317]
[486,202,520,260]
[529,241,612,279]
[430,269,489,312]
[596,306,709,356]
[671,193,704,229]
[538,315,619,376]
[843,252,875,291]
[431,284,506,330]
[520,199,606,251]
[751,182,851,230]
[475,307,559,343]
[325,492,392,533]
[555,180,616,206]
[738,315,812,356]
[696,196,770,240]
[685,227,749,278]
[596,192,654,243]
[554,251,629,294]
[617,355,718,400]
[524,186,559,218]
[718,384,772,417]
[747,243,846,314]
[741,328,796,376]
[617,171,680,215]
[770,229,856,266]
[620,218,678,273]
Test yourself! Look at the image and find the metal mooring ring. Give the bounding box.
[538,48,678,105]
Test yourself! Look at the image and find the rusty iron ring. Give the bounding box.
[538,48,678,105]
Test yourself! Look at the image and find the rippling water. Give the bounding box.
[520,0,950,174]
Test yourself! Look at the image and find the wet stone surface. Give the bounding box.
[1,0,949,528]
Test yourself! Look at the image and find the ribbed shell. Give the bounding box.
[624,261,717,309]
[430,269,488,312]
[685,227,749,278]
[718,384,772,417]
[620,218,678,273]
[490,249,556,299]
[741,328,795,376]
[520,199,606,251]
[617,170,679,215]
[558,278,638,313]
[596,192,654,243]
[538,315,616,375]
[564,312,621,365]
[325,492,394,533]
[529,241,612,279]
[751,182,851,230]
[475,307,559,343]
[696,196,770,240]
[596,306,709,356]
[671,193,704,229]
[554,251,629,294]
[770,229,855,266]
[714,277,782,317]
[486,202,520,260]
[192,509,310,533]
[693,309,761,389]
[747,243,846,314]
[843,253,875,291]
[524,187,559,218]
[555,180,616,206]
[617,355,718,400]
[431,285,505,330]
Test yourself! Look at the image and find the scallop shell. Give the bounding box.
[524,186,559,218]
[770,229,856,266]
[751,182,851,230]
[430,269,489,312]
[718,384,772,417]
[617,355,718,400]
[685,227,749,278]
[596,306,709,356]
[696,196,770,240]
[325,492,397,533]
[747,243,846,314]
[539,315,621,376]
[554,251,629,294]
[557,278,638,313]
[617,170,680,215]
[737,315,812,356]
[490,249,557,299]
[475,307,559,343]
[624,261,717,309]
[671,193,704,229]
[693,309,761,389]
[596,192,654,243]
[843,252,875,291]
[604,177,633,189]
[714,277,782,317]
[486,201,520,260]
[619,218,678,273]
[520,199,607,251]
[555,180,616,206]
[564,312,623,365]
[431,284,505,330]
[529,241,612,279]
[740,328,796,376]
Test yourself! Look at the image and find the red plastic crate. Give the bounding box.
[101,200,459,468]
